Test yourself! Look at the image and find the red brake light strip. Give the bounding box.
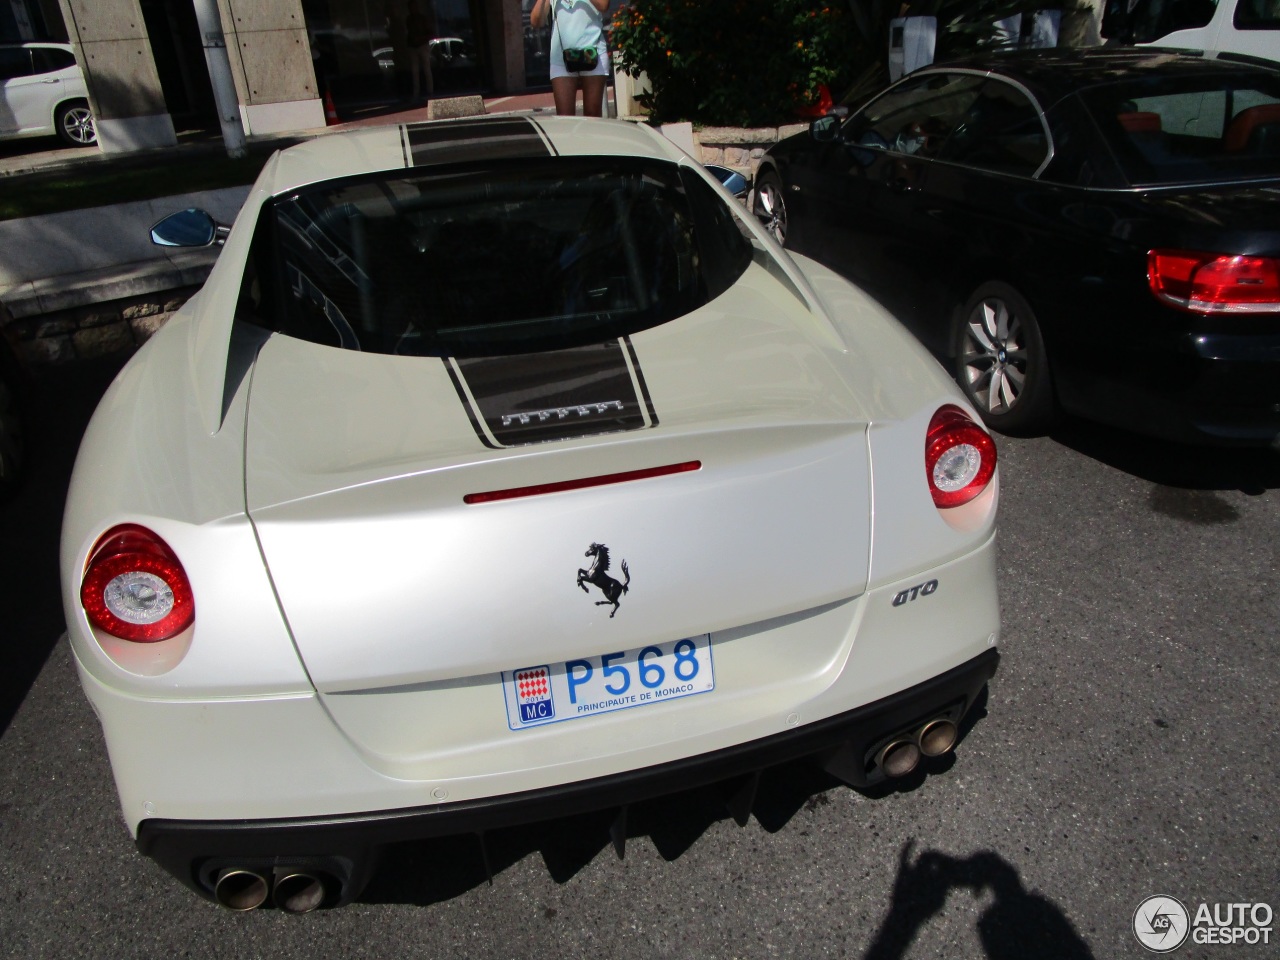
[465,461,701,504]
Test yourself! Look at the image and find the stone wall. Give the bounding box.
[692,123,808,176]
[3,287,198,367]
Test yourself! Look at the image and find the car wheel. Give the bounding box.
[0,354,26,502]
[56,99,96,147]
[954,281,1055,435]
[752,170,787,246]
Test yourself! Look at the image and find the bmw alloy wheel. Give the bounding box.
[955,281,1054,435]
[57,101,96,146]
[960,295,1026,417]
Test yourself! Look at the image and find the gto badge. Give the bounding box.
[577,542,630,618]
[893,579,938,606]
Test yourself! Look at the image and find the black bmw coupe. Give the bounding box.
[755,48,1280,446]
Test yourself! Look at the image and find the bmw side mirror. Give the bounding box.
[150,209,228,248]
[810,116,840,143]
[705,164,751,200]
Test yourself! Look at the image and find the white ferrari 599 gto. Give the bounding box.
[62,116,1000,912]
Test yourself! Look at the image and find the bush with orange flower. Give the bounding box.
[609,0,855,126]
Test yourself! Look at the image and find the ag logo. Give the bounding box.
[576,542,630,618]
[1133,895,1190,953]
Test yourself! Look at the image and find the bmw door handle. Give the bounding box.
[888,177,914,194]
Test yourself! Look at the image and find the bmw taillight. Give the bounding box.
[80,524,194,642]
[925,406,997,509]
[1148,250,1280,314]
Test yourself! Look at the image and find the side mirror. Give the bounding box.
[810,115,840,143]
[150,209,226,248]
[705,164,751,200]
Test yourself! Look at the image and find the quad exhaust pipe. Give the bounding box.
[874,716,960,780]
[918,718,958,757]
[213,866,327,913]
[272,870,326,914]
[214,868,270,911]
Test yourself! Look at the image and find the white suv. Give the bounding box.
[0,42,96,146]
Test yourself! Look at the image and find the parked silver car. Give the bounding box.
[0,42,96,146]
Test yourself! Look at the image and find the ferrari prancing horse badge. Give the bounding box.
[576,542,630,617]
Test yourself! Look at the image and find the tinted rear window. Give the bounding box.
[1236,0,1280,29]
[0,48,32,81]
[30,47,75,74]
[1079,71,1280,186]
[251,157,751,357]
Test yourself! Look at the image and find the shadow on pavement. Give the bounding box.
[1050,417,1280,494]
[862,841,1096,960]
[0,354,124,734]
[359,760,853,908]
[359,693,993,908]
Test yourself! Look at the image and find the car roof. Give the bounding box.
[261,115,690,197]
[923,47,1280,106]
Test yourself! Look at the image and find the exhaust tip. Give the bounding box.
[918,718,959,757]
[876,739,921,779]
[214,868,269,911]
[274,871,326,914]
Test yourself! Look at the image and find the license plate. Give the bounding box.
[502,635,715,730]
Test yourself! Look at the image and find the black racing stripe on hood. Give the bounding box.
[446,338,657,447]
[403,117,554,167]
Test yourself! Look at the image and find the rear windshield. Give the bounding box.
[244,157,751,357]
[1078,71,1280,186]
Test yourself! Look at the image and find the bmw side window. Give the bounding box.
[846,73,984,159]
[0,48,32,82]
[936,80,1048,177]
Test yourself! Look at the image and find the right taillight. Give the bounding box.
[80,524,194,643]
[1148,249,1280,314]
[925,405,997,509]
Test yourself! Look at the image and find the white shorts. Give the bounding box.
[549,45,610,79]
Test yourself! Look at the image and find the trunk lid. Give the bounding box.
[245,262,876,693]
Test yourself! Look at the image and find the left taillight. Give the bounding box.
[925,405,997,510]
[1148,249,1280,314]
[80,524,194,643]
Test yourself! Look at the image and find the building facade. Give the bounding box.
[5,0,552,152]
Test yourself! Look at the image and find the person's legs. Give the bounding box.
[580,76,607,117]
[421,45,434,97]
[552,76,580,116]
[410,45,433,100]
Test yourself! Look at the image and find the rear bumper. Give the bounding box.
[1057,326,1280,447]
[137,647,998,906]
